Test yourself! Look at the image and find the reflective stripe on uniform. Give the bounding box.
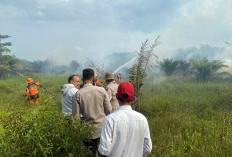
[27,83,36,90]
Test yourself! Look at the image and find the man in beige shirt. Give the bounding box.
[105,72,119,112]
[72,69,112,157]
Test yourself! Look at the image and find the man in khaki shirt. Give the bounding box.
[72,69,112,157]
[105,72,119,112]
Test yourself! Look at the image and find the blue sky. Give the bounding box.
[0,0,232,64]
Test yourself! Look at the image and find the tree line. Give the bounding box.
[159,58,230,82]
[1,34,231,82]
[0,34,81,78]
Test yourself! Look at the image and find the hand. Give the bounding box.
[23,93,27,97]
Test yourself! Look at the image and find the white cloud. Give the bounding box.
[82,0,92,3]
[36,0,71,5]
[1,0,232,62]
[155,0,232,59]
[59,0,70,2]
[36,10,45,17]
[0,5,28,19]
[74,46,83,51]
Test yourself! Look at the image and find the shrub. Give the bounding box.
[159,58,180,76]
[0,101,93,157]
[190,58,227,82]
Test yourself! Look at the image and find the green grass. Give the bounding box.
[0,74,70,132]
[141,77,232,156]
[0,74,92,156]
[1,75,232,156]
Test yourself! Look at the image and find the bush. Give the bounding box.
[0,101,93,157]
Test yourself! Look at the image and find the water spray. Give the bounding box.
[113,57,136,74]
[225,42,232,46]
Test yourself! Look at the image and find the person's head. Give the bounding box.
[116,82,135,105]
[105,72,114,84]
[68,75,80,88]
[94,73,98,80]
[93,73,98,85]
[82,69,95,84]
[27,78,33,84]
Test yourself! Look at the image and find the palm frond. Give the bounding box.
[129,36,160,110]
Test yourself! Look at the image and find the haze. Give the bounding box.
[0,0,232,64]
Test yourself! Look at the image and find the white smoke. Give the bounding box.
[223,59,232,74]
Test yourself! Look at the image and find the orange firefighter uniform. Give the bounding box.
[96,80,103,86]
[24,78,41,104]
[117,73,121,84]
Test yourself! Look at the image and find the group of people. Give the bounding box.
[23,70,152,156]
[62,69,152,157]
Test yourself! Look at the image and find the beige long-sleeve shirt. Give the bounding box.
[106,81,119,112]
[72,83,112,139]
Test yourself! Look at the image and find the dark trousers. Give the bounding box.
[84,138,100,157]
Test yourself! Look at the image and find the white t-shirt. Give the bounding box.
[98,105,152,157]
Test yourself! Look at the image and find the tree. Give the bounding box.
[0,35,12,55]
[69,60,80,73]
[176,60,191,76]
[86,58,105,77]
[159,58,179,76]
[129,36,160,111]
[0,34,22,78]
[0,55,22,77]
[190,58,227,82]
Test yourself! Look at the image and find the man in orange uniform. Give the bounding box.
[116,72,121,84]
[24,78,41,104]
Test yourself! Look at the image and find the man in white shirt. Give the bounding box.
[61,75,80,115]
[98,82,152,157]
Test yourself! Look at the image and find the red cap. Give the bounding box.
[117,82,134,100]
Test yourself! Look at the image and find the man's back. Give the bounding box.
[72,83,112,139]
[106,81,119,112]
[99,106,152,157]
[26,82,40,95]
[61,84,78,115]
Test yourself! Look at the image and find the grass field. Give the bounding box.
[1,75,232,156]
[142,77,232,156]
[0,75,93,156]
